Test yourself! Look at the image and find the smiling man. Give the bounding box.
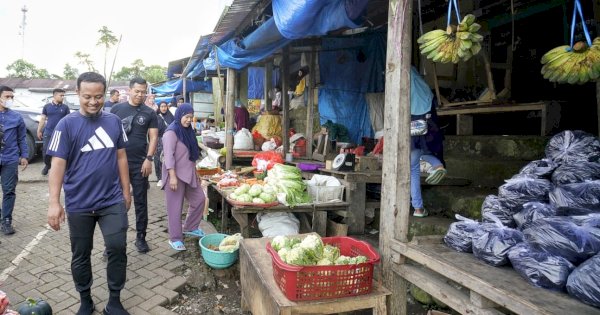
[46,72,131,315]
[110,77,158,253]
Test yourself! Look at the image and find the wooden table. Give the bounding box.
[212,185,350,237]
[240,237,391,315]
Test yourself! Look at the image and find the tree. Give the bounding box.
[63,63,79,80]
[6,59,52,79]
[97,26,118,79]
[112,61,166,83]
[143,65,167,84]
[74,51,96,72]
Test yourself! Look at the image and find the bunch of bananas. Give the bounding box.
[417,14,484,64]
[540,38,600,84]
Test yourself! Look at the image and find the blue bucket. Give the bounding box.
[199,233,239,269]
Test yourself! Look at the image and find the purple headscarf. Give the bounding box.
[165,103,200,161]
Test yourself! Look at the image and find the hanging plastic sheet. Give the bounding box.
[272,0,368,39]
[151,78,212,95]
[318,89,373,144]
[248,67,265,99]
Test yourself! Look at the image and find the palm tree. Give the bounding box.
[97,26,118,79]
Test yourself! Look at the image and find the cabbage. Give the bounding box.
[236,193,253,203]
[323,245,340,262]
[234,183,251,195]
[248,184,263,197]
[259,192,276,203]
[262,185,276,194]
[252,198,265,204]
[300,235,324,260]
[228,192,238,200]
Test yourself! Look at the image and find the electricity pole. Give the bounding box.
[18,5,28,59]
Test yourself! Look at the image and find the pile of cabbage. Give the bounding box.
[264,164,311,206]
[271,235,368,266]
[229,183,277,204]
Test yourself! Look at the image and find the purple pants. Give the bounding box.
[164,179,205,242]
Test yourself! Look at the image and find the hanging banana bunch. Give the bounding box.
[418,14,483,64]
[540,0,600,84]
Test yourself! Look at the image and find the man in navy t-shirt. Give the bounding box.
[47,72,132,315]
[37,88,70,175]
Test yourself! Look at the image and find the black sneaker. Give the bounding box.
[135,239,150,253]
[41,166,49,176]
[1,221,15,235]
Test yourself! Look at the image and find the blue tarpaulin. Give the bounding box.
[318,89,373,144]
[248,67,265,99]
[151,78,212,95]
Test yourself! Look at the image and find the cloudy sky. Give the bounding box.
[0,0,232,78]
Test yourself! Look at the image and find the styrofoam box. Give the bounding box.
[306,183,345,203]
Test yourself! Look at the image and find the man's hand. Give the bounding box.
[37,130,43,141]
[47,203,65,231]
[19,157,28,171]
[124,193,132,211]
[141,159,153,177]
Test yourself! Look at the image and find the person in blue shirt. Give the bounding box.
[0,86,29,235]
[46,72,131,315]
[103,89,120,112]
[37,88,70,175]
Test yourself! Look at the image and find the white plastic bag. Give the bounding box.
[233,128,253,150]
[257,212,300,237]
[261,138,277,151]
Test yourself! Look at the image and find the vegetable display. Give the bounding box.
[271,235,367,266]
[264,164,311,206]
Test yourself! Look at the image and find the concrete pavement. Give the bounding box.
[0,158,215,314]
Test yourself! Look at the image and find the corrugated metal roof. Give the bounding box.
[211,0,269,45]
[0,78,129,91]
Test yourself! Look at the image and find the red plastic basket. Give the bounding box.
[266,236,380,301]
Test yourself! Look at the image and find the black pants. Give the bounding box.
[129,162,149,239]
[42,134,52,169]
[154,140,163,181]
[67,203,128,294]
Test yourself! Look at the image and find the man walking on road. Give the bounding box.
[47,72,132,315]
[104,89,120,112]
[111,77,158,253]
[0,86,29,235]
[37,88,70,175]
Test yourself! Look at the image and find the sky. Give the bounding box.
[0,0,233,78]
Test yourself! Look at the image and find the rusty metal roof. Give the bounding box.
[211,0,271,45]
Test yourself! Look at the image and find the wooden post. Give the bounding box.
[306,48,316,159]
[265,62,273,111]
[597,81,600,137]
[380,0,413,314]
[282,47,290,155]
[225,68,236,170]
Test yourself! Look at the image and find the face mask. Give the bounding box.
[3,100,14,108]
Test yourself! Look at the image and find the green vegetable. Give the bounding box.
[236,193,253,203]
[317,258,333,265]
[278,247,291,262]
[272,235,289,251]
[228,192,238,200]
[252,198,265,204]
[323,245,340,262]
[17,298,53,315]
[248,184,263,197]
[259,192,276,203]
[262,185,276,194]
[299,235,324,260]
[334,255,352,265]
[354,255,368,264]
[234,183,251,195]
[285,246,313,265]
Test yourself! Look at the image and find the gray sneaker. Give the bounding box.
[1,220,15,235]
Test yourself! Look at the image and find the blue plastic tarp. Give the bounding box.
[248,67,265,99]
[318,89,373,144]
[151,78,212,95]
[272,0,368,39]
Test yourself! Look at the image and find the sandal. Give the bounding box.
[413,209,429,218]
[168,240,187,251]
[425,168,447,185]
[183,228,205,238]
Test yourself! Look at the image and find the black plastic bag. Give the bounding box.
[513,202,556,230]
[508,242,575,291]
[566,254,600,308]
[443,215,485,253]
[518,158,557,179]
[481,195,517,227]
[545,130,600,165]
[523,217,600,264]
[498,177,553,207]
[549,180,600,213]
[472,217,524,266]
[551,161,600,185]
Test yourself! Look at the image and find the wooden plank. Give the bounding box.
[438,102,546,116]
[306,48,316,159]
[441,99,493,108]
[225,68,236,170]
[347,182,366,234]
[457,114,474,135]
[381,0,413,314]
[395,264,503,315]
[282,46,290,155]
[391,239,600,315]
[471,291,498,309]
[318,169,382,183]
[240,239,284,314]
[312,211,327,236]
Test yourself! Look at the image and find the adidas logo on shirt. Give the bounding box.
[80,127,115,152]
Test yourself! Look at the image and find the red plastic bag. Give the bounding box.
[371,138,384,155]
[252,151,284,171]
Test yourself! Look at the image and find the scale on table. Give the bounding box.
[332,153,355,171]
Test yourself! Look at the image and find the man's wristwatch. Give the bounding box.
[146,155,154,162]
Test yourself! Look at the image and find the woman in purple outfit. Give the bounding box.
[161,103,205,251]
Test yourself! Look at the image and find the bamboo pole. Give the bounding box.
[225,68,236,170]
[281,47,290,155]
[380,0,413,314]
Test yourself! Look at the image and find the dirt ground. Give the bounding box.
[163,211,448,315]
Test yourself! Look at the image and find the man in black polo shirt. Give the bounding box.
[37,88,70,175]
[111,78,158,253]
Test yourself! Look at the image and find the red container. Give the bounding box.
[266,236,380,301]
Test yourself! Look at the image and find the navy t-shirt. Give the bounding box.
[110,102,158,163]
[42,103,70,135]
[47,111,127,213]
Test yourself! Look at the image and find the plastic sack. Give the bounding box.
[523,216,600,264]
[481,195,517,227]
[549,180,600,213]
[472,216,524,266]
[218,233,243,253]
[513,202,557,230]
[252,151,284,171]
[252,113,282,139]
[545,130,600,165]
[443,214,482,253]
[498,177,553,206]
[551,161,600,185]
[261,138,278,151]
[518,159,557,179]
[233,128,254,150]
[257,212,300,237]
[508,242,575,291]
[566,254,600,307]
